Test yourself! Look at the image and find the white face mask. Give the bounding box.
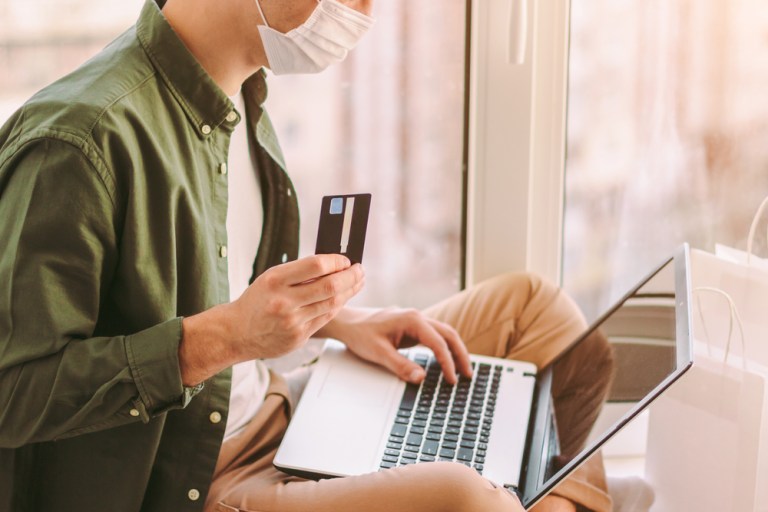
[254,0,374,75]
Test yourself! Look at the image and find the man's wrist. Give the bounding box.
[179,304,238,386]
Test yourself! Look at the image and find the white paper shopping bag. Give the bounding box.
[645,348,768,512]
[690,248,768,367]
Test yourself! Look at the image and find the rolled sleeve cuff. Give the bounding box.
[124,317,185,421]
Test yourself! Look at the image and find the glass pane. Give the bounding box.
[0,0,467,309]
[0,0,142,120]
[265,1,466,308]
[563,0,768,321]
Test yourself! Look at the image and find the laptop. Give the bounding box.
[274,244,693,509]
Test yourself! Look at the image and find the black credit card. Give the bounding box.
[315,194,371,265]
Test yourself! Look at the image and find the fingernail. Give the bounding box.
[409,369,424,383]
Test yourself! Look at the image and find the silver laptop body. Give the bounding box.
[274,245,693,509]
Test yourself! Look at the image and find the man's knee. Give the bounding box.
[424,462,519,511]
[476,271,551,300]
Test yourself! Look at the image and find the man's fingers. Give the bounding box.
[298,272,366,324]
[429,319,473,378]
[410,320,458,384]
[379,349,426,384]
[281,254,352,285]
[292,264,364,306]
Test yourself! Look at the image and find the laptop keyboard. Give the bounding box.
[379,355,502,475]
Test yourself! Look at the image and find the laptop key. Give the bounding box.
[390,424,407,437]
[419,455,436,462]
[426,432,441,441]
[387,442,403,450]
[406,433,423,447]
[403,444,420,453]
[457,448,473,462]
[401,451,418,460]
[460,440,475,449]
[439,448,456,459]
[400,383,419,411]
[422,440,439,456]
[383,455,399,463]
[380,462,396,469]
[385,449,401,457]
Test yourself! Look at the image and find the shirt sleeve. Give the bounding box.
[0,137,186,449]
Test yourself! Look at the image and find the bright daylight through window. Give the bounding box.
[0,0,467,309]
[563,0,768,320]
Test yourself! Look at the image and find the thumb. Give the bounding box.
[382,351,425,384]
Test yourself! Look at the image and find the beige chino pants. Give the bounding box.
[206,273,614,512]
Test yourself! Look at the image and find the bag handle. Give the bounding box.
[746,195,768,265]
[694,286,746,369]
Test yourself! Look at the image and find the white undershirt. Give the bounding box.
[223,93,270,442]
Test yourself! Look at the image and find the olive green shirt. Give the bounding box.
[0,1,299,510]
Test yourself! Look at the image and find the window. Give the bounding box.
[265,0,467,308]
[563,0,768,320]
[0,0,468,309]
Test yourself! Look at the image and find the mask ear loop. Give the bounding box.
[253,0,271,28]
[746,195,768,266]
[694,286,747,370]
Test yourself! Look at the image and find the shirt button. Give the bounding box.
[209,411,222,424]
[226,111,238,123]
[219,245,228,258]
[188,489,200,501]
[219,163,228,175]
[281,253,288,263]
[129,408,140,417]
[201,124,212,135]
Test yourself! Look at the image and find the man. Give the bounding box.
[0,1,613,511]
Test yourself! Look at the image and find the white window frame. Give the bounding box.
[465,0,571,286]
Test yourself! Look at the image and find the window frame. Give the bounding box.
[465,0,571,286]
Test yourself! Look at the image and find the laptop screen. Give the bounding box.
[521,245,693,508]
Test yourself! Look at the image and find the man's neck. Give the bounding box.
[162,0,268,96]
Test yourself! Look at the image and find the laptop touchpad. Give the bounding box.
[277,346,403,477]
[317,357,393,405]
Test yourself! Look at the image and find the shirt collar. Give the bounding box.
[136,0,236,138]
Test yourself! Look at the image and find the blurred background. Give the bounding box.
[2,0,768,321]
[0,0,466,310]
